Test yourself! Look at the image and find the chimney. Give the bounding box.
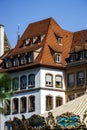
[0,24,4,57]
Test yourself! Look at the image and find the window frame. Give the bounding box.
[68,73,75,87]
[77,71,84,86]
[28,74,35,88]
[46,95,53,111]
[55,96,63,107]
[45,73,53,87]
[55,75,62,88]
[12,77,19,90]
[20,75,27,89]
[28,95,35,112]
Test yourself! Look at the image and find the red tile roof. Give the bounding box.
[70,30,87,53]
[0,17,74,71]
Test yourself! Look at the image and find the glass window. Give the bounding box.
[28,95,35,112]
[55,75,62,88]
[46,74,53,86]
[12,77,19,90]
[28,74,35,87]
[68,73,75,87]
[6,59,12,68]
[77,71,84,85]
[28,52,33,63]
[13,57,19,66]
[58,37,62,45]
[12,98,18,114]
[20,75,27,89]
[46,96,53,111]
[80,51,85,60]
[68,95,74,101]
[56,97,63,107]
[20,97,26,113]
[21,54,26,64]
[55,53,61,63]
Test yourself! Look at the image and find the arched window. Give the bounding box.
[20,75,27,89]
[28,95,35,112]
[20,97,27,113]
[45,73,53,87]
[55,75,62,88]
[46,95,53,111]
[12,98,18,114]
[12,77,19,90]
[55,97,63,107]
[28,74,35,87]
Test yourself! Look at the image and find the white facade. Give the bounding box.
[1,67,66,130]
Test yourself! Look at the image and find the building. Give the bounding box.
[0,17,87,130]
[65,30,87,101]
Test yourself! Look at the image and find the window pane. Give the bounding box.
[77,71,84,85]
[28,74,35,87]
[68,73,74,87]
[56,75,62,88]
[46,96,53,111]
[46,74,52,86]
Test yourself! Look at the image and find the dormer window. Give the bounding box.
[55,33,62,45]
[13,57,19,66]
[28,52,33,63]
[80,51,85,60]
[29,38,33,45]
[58,37,62,45]
[6,59,12,68]
[54,53,61,63]
[21,54,26,65]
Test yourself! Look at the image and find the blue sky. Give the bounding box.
[0,0,87,48]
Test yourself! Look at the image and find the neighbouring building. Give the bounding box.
[0,17,87,130]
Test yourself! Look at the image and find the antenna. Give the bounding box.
[17,24,20,41]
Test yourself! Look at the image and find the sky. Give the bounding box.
[0,0,87,48]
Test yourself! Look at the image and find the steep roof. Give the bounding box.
[0,17,73,71]
[70,30,87,53]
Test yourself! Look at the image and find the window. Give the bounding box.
[12,98,18,114]
[12,77,19,90]
[46,74,53,86]
[5,122,11,130]
[56,97,63,107]
[20,75,27,89]
[28,52,33,63]
[13,57,19,66]
[68,95,74,101]
[68,73,75,87]
[58,37,62,45]
[21,54,26,65]
[28,95,35,112]
[55,75,62,88]
[70,53,76,62]
[46,96,53,111]
[28,74,35,87]
[80,51,85,60]
[20,97,27,113]
[54,53,61,63]
[6,59,12,68]
[77,71,84,86]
